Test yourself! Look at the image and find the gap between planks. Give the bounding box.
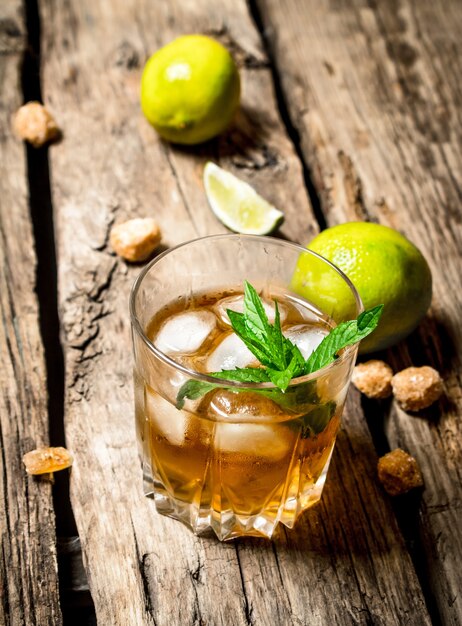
[21,0,96,621]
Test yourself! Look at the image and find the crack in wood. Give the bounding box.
[231,142,279,170]
[337,150,375,222]
[131,521,156,625]
[246,0,327,232]
[188,557,205,626]
[0,2,64,622]
[189,556,204,583]
[0,423,12,540]
[113,40,140,69]
[234,546,255,626]
[91,208,118,252]
[338,523,376,624]
[88,261,118,303]
[0,16,26,55]
[268,541,304,626]
[62,258,117,401]
[18,0,96,621]
[204,25,268,70]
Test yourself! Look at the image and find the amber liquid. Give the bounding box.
[135,287,346,540]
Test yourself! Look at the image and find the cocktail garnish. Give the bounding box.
[176,281,382,408]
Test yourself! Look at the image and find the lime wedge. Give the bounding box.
[204,162,284,235]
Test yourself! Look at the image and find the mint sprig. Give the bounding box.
[176,281,382,409]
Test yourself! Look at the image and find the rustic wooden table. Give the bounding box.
[2,0,461,624]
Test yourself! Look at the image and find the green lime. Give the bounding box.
[292,222,432,353]
[203,162,284,234]
[140,35,240,145]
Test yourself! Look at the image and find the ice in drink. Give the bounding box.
[134,287,352,540]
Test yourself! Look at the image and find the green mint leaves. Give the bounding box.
[227,281,306,389]
[303,305,383,374]
[176,281,382,409]
[226,282,303,373]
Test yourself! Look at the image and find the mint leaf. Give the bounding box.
[216,368,270,384]
[266,351,304,392]
[176,379,218,409]
[176,367,270,409]
[243,280,272,342]
[304,304,383,374]
[270,301,284,362]
[240,281,286,369]
[227,309,275,367]
[357,305,384,332]
[228,282,300,372]
[255,378,317,413]
[268,300,305,373]
[301,401,337,438]
[266,368,292,392]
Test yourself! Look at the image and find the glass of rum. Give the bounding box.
[130,234,362,540]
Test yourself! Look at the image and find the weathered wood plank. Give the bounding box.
[40,0,430,623]
[255,0,462,622]
[0,2,62,625]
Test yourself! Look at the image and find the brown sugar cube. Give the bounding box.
[392,366,443,412]
[110,218,162,262]
[13,101,60,148]
[377,448,423,496]
[23,446,73,475]
[352,360,393,399]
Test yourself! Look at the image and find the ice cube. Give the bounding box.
[214,422,292,460]
[284,324,328,359]
[206,390,282,420]
[214,294,287,326]
[154,310,216,355]
[206,390,293,460]
[206,332,257,372]
[145,387,188,446]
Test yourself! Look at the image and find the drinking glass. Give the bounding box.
[130,234,362,540]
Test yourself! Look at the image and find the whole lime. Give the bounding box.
[292,222,432,353]
[140,35,240,145]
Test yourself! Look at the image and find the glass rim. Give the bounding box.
[129,233,364,388]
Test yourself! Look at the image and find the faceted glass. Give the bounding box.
[130,234,362,540]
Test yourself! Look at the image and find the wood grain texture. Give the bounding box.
[0,2,62,625]
[255,0,462,623]
[40,0,430,623]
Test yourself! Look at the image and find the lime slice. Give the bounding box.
[204,162,284,235]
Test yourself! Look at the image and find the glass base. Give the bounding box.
[143,450,333,541]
